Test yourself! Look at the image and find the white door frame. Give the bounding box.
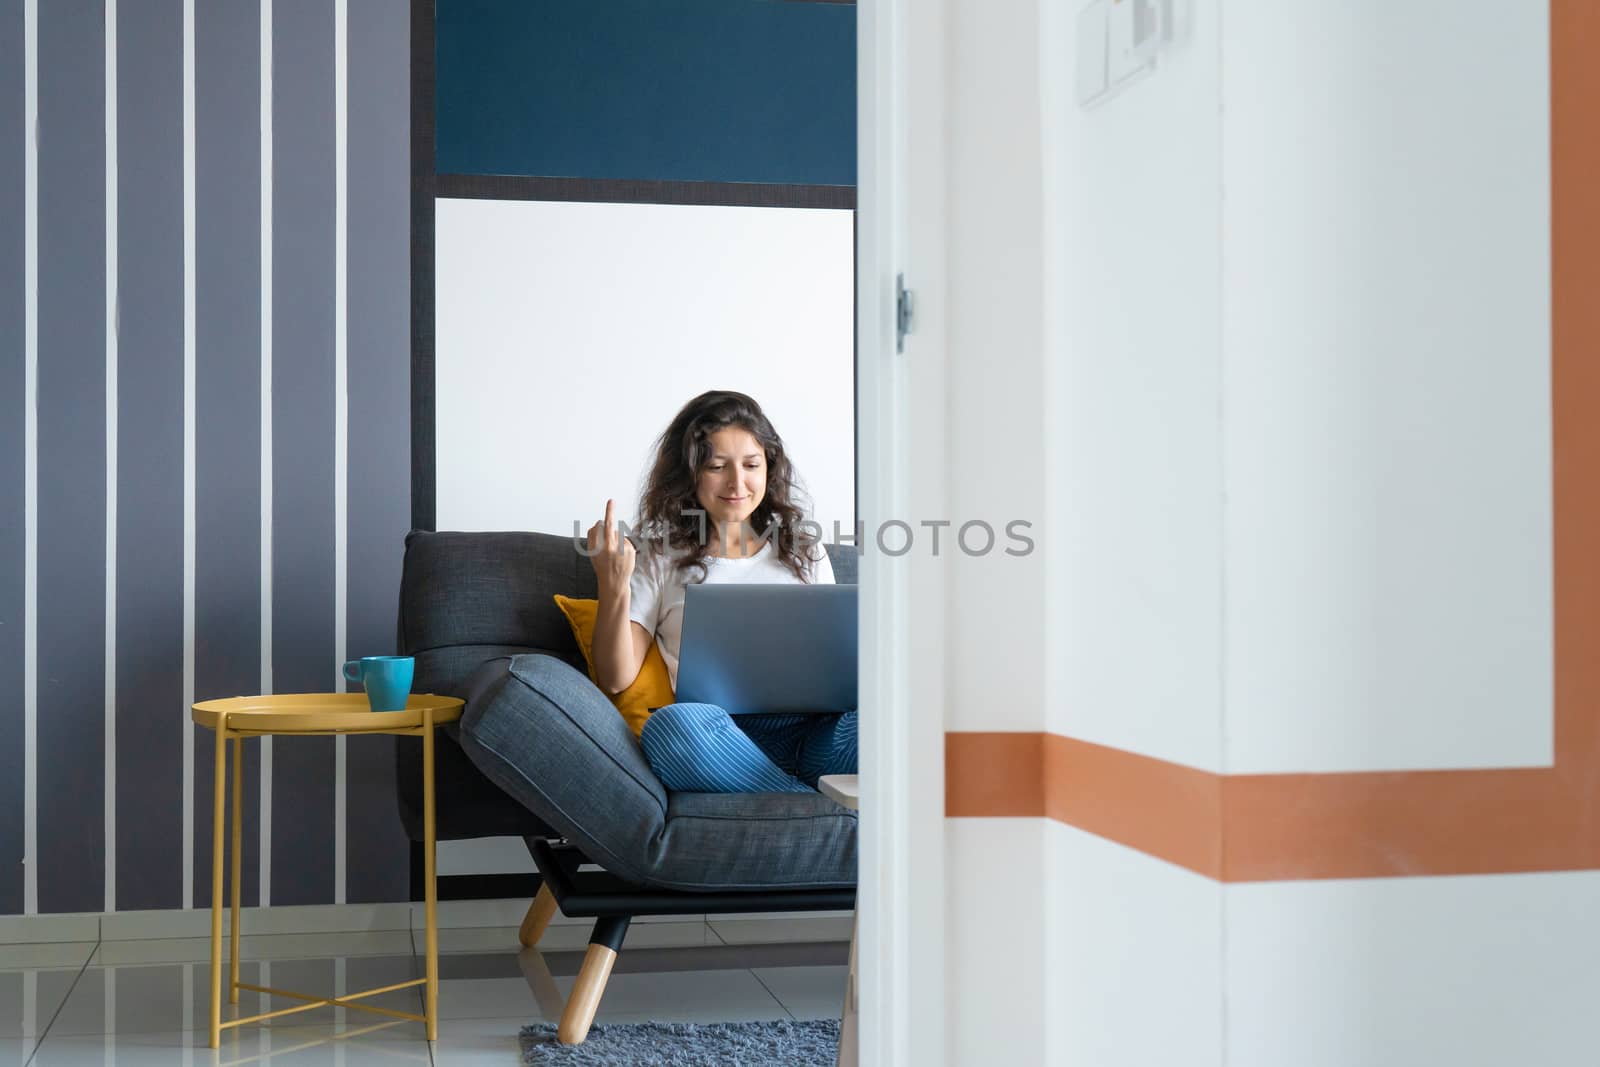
[857,2,945,1065]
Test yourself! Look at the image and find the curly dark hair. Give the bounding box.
[634,390,821,584]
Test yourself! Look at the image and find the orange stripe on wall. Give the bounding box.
[945,735,1222,879]
[1044,735,1222,879]
[946,0,1599,883]
[946,739,1600,882]
[1220,769,1588,881]
[944,733,1044,817]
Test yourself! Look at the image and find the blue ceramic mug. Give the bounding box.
[342,655,414,712]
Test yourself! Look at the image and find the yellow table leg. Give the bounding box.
[230,737,243,1004]
[209,717,227,1049]
[423,709,438,1041]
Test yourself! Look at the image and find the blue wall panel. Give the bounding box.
[435,0,855,185]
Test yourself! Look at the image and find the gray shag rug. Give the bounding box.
[519,1019,841,1066]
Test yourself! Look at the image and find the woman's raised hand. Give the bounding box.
[586,498,636,597]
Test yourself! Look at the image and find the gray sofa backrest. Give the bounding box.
[398,530,860,699]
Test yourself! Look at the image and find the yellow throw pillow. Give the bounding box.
[552,595,675,737]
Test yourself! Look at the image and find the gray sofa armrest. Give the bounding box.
[458,654,670,885]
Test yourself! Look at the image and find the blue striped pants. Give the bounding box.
[639,704,859,794]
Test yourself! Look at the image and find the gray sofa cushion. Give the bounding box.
[825,540,858,585]
[399,530,598,695]
[459,653,857,892]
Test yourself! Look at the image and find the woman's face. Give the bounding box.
[696,427,768,536]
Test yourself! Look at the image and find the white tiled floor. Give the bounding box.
[710,915,854,946]
[0,921,848,1065]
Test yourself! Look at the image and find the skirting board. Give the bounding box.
[0,899,855,945]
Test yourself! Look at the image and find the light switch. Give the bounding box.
[1108,0,1162,85]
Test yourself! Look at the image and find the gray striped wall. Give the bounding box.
[2,0,413,916]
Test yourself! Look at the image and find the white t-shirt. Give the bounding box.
[627,539,835,692]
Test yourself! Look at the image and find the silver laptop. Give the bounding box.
[673,584,858,715]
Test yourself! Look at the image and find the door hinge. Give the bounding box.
[896,273,915,353]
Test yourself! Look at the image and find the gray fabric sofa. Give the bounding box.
[460,653,858,892]
[394,529,858,1043]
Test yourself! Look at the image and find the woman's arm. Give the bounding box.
[586,499,655,694]
[593,601,653,695]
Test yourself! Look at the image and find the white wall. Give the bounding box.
[1039,0,1225,772]
[1226,872,1600,1066]
[1043,0,1552,779]
[941,0,1050,736]
[906,0,1055,1058]
[1041,0,1552,780]
[947,820,1048,1063]
[1028,0,1556,1063]
[433,197,857,538]
[894,0,958,1062]
[1203,10,1568,1062]
[1219,0,1552,774]
[1041,833,1600,1067]
[1046,822,1224,1067]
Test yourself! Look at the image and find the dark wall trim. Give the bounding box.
[410,0,437,533]
[436,174,856,211]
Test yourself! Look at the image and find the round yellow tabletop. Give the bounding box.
[191,692,463,735]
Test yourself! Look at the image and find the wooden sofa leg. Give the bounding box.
[558,916,630,1045]
[558,944,616,1045]
[520,882,559,948]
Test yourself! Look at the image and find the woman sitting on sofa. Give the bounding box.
[585,389,857,794]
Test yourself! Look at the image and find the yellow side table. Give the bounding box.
[191,693,464,1049]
